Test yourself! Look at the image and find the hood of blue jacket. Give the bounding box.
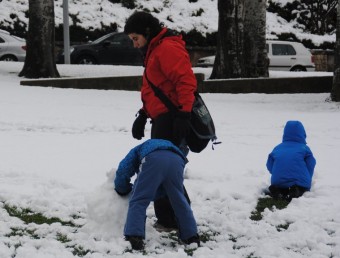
[282,120,307,144]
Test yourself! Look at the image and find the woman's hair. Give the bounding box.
[124,11,163,41]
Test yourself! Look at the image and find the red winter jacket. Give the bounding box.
[141,28,197,119]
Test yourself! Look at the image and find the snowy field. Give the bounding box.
[0,62,339,258]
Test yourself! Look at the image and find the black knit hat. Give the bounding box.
[124,11,163,41]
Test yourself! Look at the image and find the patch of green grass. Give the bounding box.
[5,227,41,256]
[250,197,289,221]
[71,245,91,257]
[184,246,197,256]
[167,231,179,241]
[71,213,83,220]
[160,231,179,248]
[246,253,260,258]
[56,232,72,243]
[277,223,290,231]
[2,203,93,257]
[233,244,248,250]
[159,230,204,255]
[326,229,336,237]
[250,210,263,221]
[5,227,39,239]
[14,242,21,248]
[229,234,238,243]
[123,247,147,255]
[199,230,219,243]
[3,204,77,227]
[192,8,204,17]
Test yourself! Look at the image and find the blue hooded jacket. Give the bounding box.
[266,121,316,190]
[114,139,186,195]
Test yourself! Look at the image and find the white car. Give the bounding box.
[196,40,315,72]
[0,29,26,62]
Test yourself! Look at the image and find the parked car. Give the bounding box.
[57,32,143,65]
[196,40,315,72]
[0,29,26,62]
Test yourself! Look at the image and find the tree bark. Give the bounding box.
[331,0,340,101]
[19,0,59,78]
[243,0,269,78]
[210,0,268,79]
[210,0,245,79]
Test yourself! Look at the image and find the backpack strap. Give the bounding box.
[144,71,179,114]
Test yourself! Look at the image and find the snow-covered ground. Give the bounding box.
[0,62,340,258]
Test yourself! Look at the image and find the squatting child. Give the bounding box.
[114,139,200,250]
[266,120,316,201]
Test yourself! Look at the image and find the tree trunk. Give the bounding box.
[243,0,269,78]
[331,0,340,101]
[210,0,268,79]
[210,0,245,79]
[19,0,59,78]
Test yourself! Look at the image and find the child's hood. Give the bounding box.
[282,120,307,144]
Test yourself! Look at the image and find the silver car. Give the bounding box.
[0,29,26,62]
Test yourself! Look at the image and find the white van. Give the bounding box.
[196,40,315,72]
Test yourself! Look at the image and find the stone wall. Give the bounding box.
[21,74,332,94]
[312,50,334,72]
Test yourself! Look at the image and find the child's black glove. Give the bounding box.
[132,109,147,140]
[115,182,132,196]
[115,189,130,196]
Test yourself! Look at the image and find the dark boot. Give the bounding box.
[125,236,144,251]
[268,185,281,200]
[183,234,200,247]
[269,185,289,200]
[289,185,306,200]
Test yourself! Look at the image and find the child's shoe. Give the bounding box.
[125,236,144,250]
[288,185,305,199]
[183,234,200,247]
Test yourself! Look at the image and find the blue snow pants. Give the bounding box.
[124,150,198,240]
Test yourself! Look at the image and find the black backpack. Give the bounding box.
[145,74,219,153]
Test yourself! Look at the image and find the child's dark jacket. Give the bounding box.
[114,139,185,195]
[266,121,316,190]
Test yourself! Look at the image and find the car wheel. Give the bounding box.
[290,66,306,72]
[0,55,18,62]
[76,55,97,65]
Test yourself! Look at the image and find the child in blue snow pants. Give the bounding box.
[266,120,316,201]
[114,139,199,250]
[124,150,197,239]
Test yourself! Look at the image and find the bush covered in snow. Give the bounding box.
[0,0,336,49]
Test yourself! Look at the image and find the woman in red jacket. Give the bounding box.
[124,11,197,230]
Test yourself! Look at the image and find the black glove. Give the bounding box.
[173,112,191,146]
[132,109,147,140]
[115,183,133,196]
[115,189,131,196]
